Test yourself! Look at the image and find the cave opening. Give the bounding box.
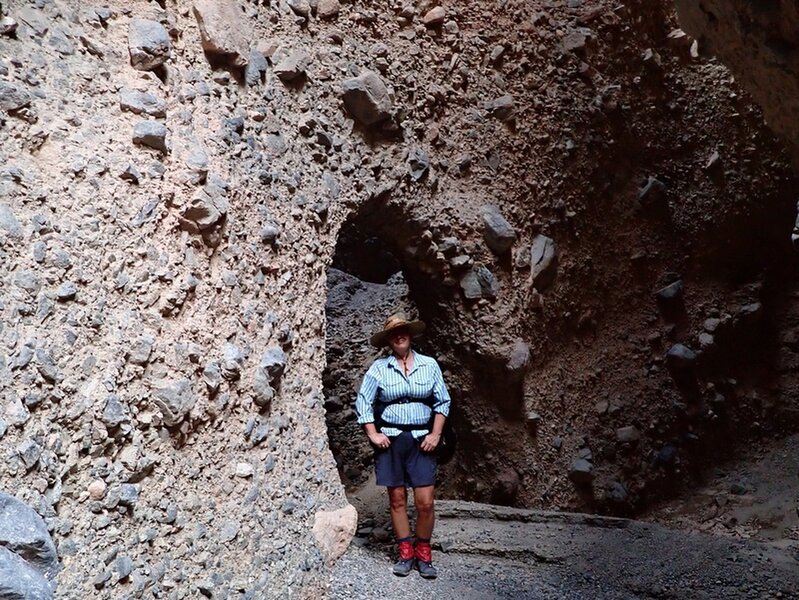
[323,197,540,528]
[323,202,443,495]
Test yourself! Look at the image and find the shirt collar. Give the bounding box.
[388,349,417,372]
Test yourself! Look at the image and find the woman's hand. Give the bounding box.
[420,432,441,452]
[369,432,391,449]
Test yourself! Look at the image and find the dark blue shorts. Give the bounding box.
[374,431,437,488]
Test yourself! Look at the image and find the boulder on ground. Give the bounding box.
[312,504,358,565]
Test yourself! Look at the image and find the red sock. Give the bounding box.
[397,537,414,560]
[415,538,432,563]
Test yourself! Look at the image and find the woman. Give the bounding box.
[355,313,451,579]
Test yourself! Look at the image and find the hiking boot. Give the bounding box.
[415,540,437,579]
[416,558,437,579]
[392,539,415,577]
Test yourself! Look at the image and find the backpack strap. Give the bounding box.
[375,394,435,431]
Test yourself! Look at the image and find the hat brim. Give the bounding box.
[369,320,426,348]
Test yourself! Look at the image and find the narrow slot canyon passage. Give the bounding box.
[322,208,457,514]
[6,0,799,598]
[323,232,417,492]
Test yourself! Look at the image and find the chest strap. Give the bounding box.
[379,395,435,407]
[375,395,435,431]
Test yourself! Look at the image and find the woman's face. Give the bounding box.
[388,327,411,356]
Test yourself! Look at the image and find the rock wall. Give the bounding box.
[674,0,799,154]
[1,0,799,597]
[1,1,351,597]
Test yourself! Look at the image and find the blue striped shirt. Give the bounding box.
[355,350,451,439]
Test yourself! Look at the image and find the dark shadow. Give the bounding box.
[202,51,246,85]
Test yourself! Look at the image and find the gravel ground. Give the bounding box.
[328,546,659,600]
[328,500,799,600]
[647,433,799,545]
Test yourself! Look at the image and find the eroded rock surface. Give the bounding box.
[675,1,799,153]
[1,0,799,597]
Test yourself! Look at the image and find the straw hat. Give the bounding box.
[369,313,426,348]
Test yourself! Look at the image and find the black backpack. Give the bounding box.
[436,418,457,464]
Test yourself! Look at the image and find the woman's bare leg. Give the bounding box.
[413,485,435,539]
[388,486,411,538]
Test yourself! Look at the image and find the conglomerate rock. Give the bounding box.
[192,0,251,67]
[1,0,799,597]
[675,1,799,154]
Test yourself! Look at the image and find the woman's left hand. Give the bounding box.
[421,432,441,452]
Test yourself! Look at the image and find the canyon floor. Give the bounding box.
[328,432,799,599]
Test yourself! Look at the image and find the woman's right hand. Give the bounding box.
[369,432,391,449]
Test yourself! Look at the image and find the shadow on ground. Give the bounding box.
[329,493,799,600]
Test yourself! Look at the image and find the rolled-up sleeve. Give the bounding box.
[431,361,451,417]
[355,364,381,424]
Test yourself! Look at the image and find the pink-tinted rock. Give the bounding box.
[422,6,446,26]
[192,0,251,67]
[312,504,357,565]
[317,0,341,20]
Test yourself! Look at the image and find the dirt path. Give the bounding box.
[329,500,799,599]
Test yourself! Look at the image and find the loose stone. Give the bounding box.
[133,121,168,154]
[128,19,171,71]
[88,480,107,500]
[482,204,516,254]
[341,70,392,126]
